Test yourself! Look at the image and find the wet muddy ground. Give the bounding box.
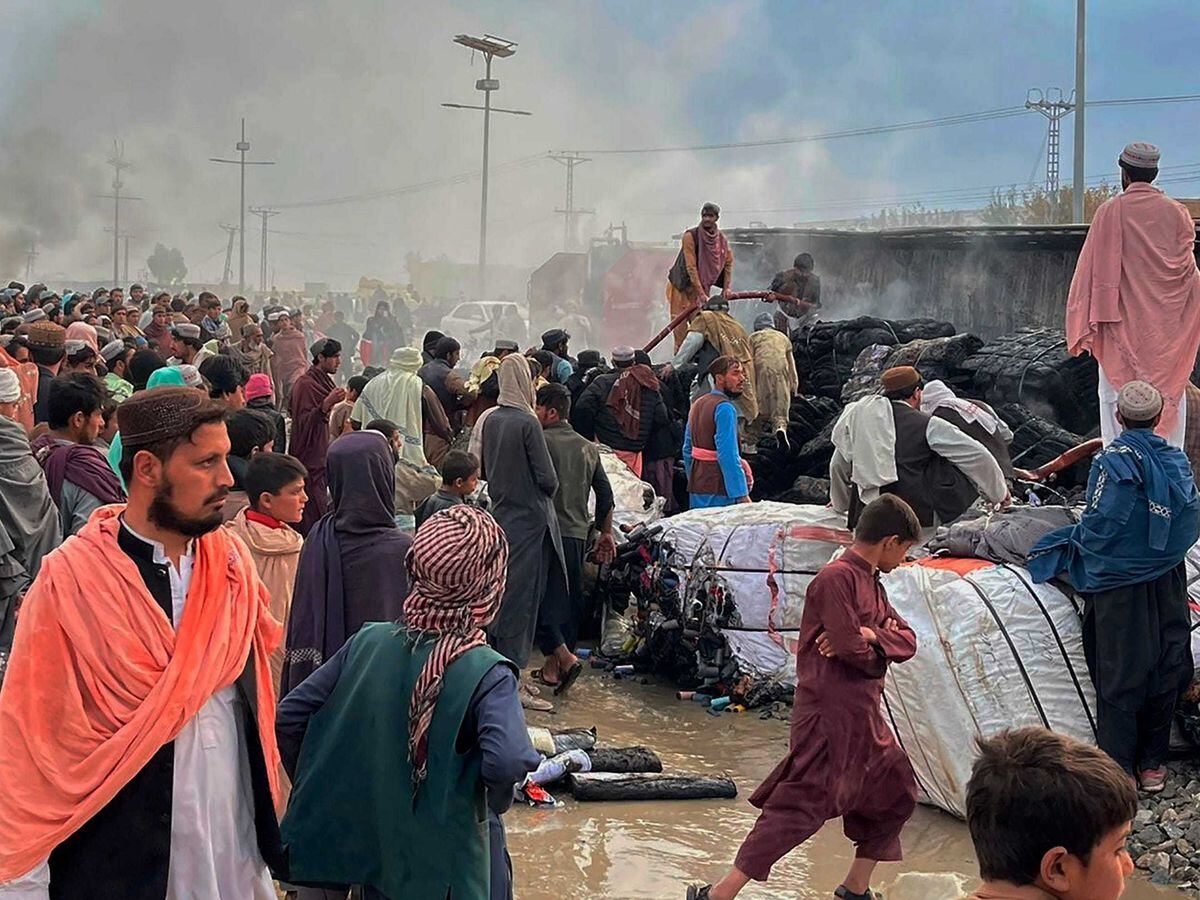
[507,671,1177,900]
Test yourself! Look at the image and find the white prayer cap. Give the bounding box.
[0,368,19,403]
[1120,142,1161,168]
[1117,380,1163,421]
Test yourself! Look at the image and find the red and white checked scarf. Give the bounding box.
[403,504,509,786]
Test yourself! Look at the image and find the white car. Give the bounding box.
[439,301,528,352]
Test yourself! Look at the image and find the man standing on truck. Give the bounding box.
[1067,141,1200,449]
[665,202,734,351]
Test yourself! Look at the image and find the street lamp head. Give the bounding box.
[453,34,516,57]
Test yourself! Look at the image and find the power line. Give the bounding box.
[569,93,1200,156]
[263,93,1200,212]
[270,154,544,210]
[574,106,1030,155]
[636,161,1200,218]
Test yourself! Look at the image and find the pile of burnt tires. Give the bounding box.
[745,319,1100,503]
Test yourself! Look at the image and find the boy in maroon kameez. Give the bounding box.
[689,495,922,900]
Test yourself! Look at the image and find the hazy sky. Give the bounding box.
[1,0,1197,289]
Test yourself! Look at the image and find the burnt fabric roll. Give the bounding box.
[570,771,737,801]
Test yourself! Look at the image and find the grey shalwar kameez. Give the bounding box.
[480,406,567,668]
[0,416,61,657]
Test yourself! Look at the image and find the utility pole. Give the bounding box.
[97,141,141,286]
[1073,0,1086,221]
[24,239,37,283]
[249,207,280,293]
[210,119,275,295]
[219,224,239,287]
[123,234,133,282]
[1025,88,1074,192]
[549,151,594,250]
[443,34,527,301]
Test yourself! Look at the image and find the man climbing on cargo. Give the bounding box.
[572,346,669,478]
[682,356,752,508]
[687,494,922,900]
[665,202,734,351]
[1067,141,1200,450]
[1030,380,1200,792]
[664,294,758,451]
[769,252,821,334]
[749,312,799,446]
[829,366,1009,531]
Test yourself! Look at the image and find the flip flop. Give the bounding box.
[528,669,561,689]
[554,661,584,696]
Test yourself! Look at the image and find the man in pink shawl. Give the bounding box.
[269,311,309,412]
[1067,141,1200,448]
[665,202,734,350]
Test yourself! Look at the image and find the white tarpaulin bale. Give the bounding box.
[880,561,1096,818]
[597,446,664,530]
[655,502,852,681]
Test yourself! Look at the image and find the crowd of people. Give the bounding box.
[0,138,1195,900]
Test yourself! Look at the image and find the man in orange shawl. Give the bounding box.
[665,202,734,350]
[1067,141,1200,449]
[0,386,284,899]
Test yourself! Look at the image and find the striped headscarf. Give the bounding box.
[403,504,509,786]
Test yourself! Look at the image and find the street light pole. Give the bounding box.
[479,52,492,299]
[1073,0,1086,222]
[445,34,524,301]
[210,119,275,296]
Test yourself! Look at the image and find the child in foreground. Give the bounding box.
[689,494,922,900]
[964,727,1137,900]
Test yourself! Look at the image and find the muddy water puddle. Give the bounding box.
[507,671,1176,899]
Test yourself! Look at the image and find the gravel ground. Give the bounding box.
[1130,761,1200,894]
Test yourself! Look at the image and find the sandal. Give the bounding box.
[528,669,560,689]
[686,886,711,900]
[554,661,584,696]
[834,886,882,900]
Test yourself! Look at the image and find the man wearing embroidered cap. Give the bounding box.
[22,320,66,424]
[1067,141,1200,450]
[1031,380,1200,791]
[0,385,285,897]
[100,339,134,402]
[830,366,1009,530]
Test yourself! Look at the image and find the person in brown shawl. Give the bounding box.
[288,339,344,534]
[572,346,668,478]
[664,202,734,350]
[270,311,310,412]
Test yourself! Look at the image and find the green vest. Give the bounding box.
[281,623,509,900]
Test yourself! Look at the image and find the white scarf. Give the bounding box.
[920,379,1002,434]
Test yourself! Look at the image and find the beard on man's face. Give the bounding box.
[148,481,229,537]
